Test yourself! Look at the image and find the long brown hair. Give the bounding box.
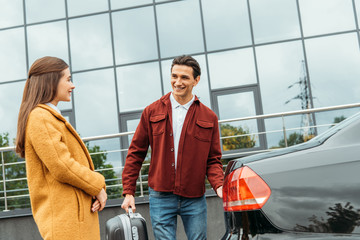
[16,56,69,157]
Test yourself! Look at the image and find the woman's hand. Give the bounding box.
[93,188,107,212]
[91,197,100,212]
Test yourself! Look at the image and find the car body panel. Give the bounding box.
[222,112,360,239]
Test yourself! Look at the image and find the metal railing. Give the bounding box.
[1,102,360,211]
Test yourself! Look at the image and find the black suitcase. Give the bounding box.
[105,208,149,240]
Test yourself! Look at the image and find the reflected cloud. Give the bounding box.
[0,28,27,81]
[27,21,69,66]
[116,62,162,112]
[156,0,204,58]
[110,0,151,10]
[0,81,26,141]
[25,0,65,24]
[67,0,108,17]
[69,14,113,71]
[208,48,256,89]
[299,0,356,37]
[0,0,24,28]
[73,68,118,137]
[112,7,158,65]
[250,0,300,43]
[202,0,251,51]
[305,33,360,108]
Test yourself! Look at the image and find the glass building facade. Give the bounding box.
[1,0,360,169]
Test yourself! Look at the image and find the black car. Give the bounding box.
[222,112,360,240]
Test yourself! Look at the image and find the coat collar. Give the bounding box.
[37,104,95,170]
[38,104,66,123]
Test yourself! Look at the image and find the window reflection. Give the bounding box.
[0,28,27,82]
[86,138,122,173]
[217,91,260,151]
[299,0,356,36]
[116,62,162,112]
[305,33,360,133]
[264,116,303,148]
[256,41,305,114]
[110,0,151,9]
[0,0,23,28]
[27,21,69,66]
[208,48,257,89]
[73,69,118,137]
[0,81,25,140]
[67,0,108,16]
[202,0,251,50]
[156,0,204,58]
[315,108,360,136]
[69,14,113,71]
[305,33,360,108]
[161,55,211,108]
[250,0,300,43]
[112,7,158,64]
[25,0,65,24]
[126,118,140,146]
[256,41,307,148]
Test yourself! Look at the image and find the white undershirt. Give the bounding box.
[45,102,61,115]
[170,93,195,169]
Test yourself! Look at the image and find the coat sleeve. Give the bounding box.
[121,108,150,196]
[27,110,105,197]
[206,114,224,191]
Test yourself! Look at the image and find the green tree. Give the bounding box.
[220,124,257,166]
[220,124,256,151]
[85,142,122,199]
[331,115,346,127]
[277,132,304,148]
[0,133,29,210]
[0,132,121,211]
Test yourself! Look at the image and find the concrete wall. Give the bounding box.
[0,195,226,240]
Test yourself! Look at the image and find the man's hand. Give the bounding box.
[216,186,223,199]
[94,188,107,212]
[121,194,136,213]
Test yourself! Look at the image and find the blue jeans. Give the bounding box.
[149,187,207,240]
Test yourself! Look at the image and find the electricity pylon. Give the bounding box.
[285,60,315,141]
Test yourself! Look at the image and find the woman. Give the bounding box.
[16,56,107,240]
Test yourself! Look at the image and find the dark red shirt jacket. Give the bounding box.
[122,92,224,198]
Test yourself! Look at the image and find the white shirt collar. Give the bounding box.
[45,102,61,115]
[170,93,195,110]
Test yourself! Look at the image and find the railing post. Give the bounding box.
[282,115,288,147]
[1,151,9,211]
[139,170,144,197]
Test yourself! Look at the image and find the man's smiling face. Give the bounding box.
[171,64,199,104]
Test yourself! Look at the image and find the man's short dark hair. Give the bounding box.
[171,55,201,79]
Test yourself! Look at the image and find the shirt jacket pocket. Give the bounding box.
[194,120,213,142]
[150,114,166,136]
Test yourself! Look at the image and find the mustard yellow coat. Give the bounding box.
[25,104,105,240]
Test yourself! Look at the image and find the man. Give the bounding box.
[121,55,224,240]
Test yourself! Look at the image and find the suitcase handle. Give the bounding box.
[128,206,134,218]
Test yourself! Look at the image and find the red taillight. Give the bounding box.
[223,166,271,211]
